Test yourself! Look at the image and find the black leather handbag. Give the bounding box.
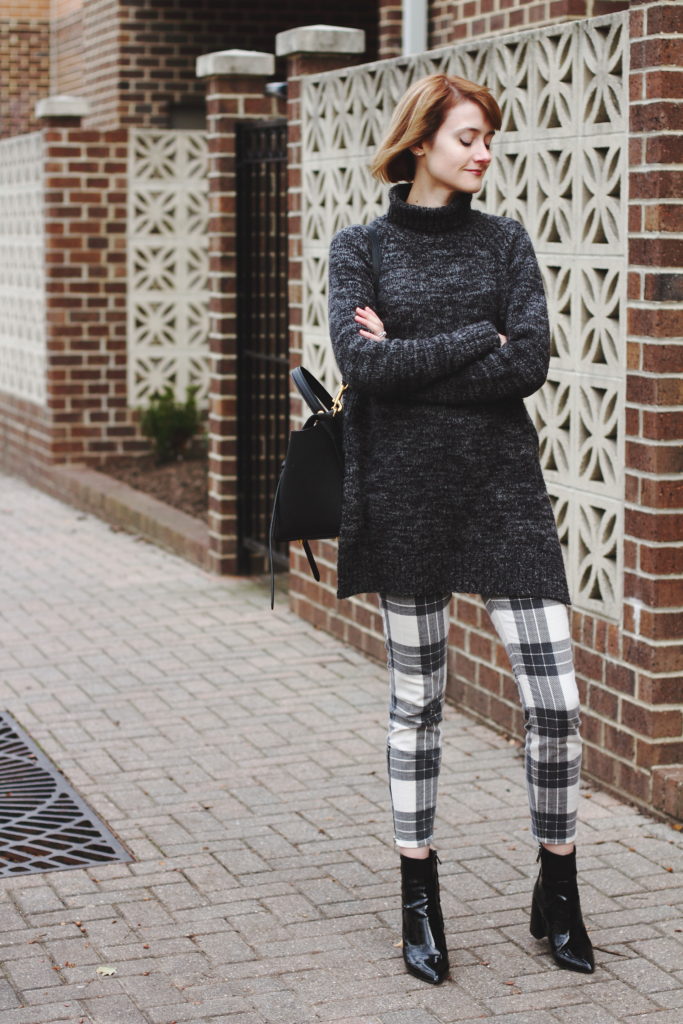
[269,367,346,607]
[268,223,381,608]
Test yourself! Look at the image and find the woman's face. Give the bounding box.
[412,99,495,197]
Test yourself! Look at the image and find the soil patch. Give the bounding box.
[101,449,208,522]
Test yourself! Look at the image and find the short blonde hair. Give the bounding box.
[370,73,502,184]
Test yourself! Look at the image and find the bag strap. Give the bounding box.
[269,470,283,610]
[291,365,334,414]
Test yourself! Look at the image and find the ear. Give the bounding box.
[410,145,425,157]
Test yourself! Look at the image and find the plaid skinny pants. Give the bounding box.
[379,594,582,848]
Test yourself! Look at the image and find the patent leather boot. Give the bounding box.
[400,850,449,984]
[530,845,595,974]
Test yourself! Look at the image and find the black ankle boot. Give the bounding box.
[400,850,449,984]
[530,845,594,974]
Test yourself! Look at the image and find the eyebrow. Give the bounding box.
[461,126,496,134]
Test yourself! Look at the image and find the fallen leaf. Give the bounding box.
[95,965,117,977]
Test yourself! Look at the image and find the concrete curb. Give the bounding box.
[39,463,210,571]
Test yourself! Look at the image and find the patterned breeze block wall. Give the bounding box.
[288,10,675,814]
[0,132,51,472]
[0,133,46,406]
[300,13,627,623]
[127,130,210,409]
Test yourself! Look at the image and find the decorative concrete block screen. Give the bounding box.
[300,11,627,621]
[0,132,45,405]
[127,129,210,408]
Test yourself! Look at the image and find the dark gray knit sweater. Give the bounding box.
[327,182,570,604]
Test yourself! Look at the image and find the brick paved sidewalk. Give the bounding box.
[0,472,681,1024]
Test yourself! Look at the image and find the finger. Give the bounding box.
[357,314,382,329]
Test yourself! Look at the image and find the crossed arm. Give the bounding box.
[328,221,550,405]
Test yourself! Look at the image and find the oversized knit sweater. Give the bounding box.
[327,182,570,604]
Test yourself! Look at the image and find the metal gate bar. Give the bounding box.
[235,120,289,573]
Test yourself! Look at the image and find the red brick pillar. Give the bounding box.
[196,50,282,575]
[37,95,132,463]
[625,2,683,817]
[276,26,368,635]
[379,0,403,59]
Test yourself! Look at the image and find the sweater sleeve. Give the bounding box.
[411,221,550,406]
[328,224,500,397]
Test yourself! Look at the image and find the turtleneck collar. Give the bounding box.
[387,182,473,234]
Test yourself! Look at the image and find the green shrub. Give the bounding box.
[140,386,202,464]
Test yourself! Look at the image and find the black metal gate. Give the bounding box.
[235,120,289,574]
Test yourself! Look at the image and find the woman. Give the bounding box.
[327,74,594,984]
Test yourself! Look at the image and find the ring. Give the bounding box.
[377,330,387,339]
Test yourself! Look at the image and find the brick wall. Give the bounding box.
[377,0,630,54]
[75,0,378,130]
[0,1,50,138]
[622,0,683,818]
[286,6,683,824]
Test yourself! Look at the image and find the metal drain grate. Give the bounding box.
[0,711,131,876]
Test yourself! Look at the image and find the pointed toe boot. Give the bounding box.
[400,850,449,985]
[530,845,595,974]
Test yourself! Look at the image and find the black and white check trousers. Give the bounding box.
[379,594,582,848]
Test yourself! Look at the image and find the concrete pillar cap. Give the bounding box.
[35,95,90,118]
[275,24,365,58]
[196,49,275,78]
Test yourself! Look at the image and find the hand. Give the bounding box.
[355,306,387,341]
[498,333,508,345]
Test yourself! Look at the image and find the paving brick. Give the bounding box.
[4,957,65,991]
[623,1015,683,1024]
[80,993,152,1023]
[610,957,681,992]
[1,475,683,1024]
[380,1012,443,1024]
[549,1005,622,1024]
[653,987,683,1010]
[630,936,683,970]
[0,1006,89,1024]
[0,981,21,1010]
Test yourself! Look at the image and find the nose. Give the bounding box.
[474,141,492,165]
